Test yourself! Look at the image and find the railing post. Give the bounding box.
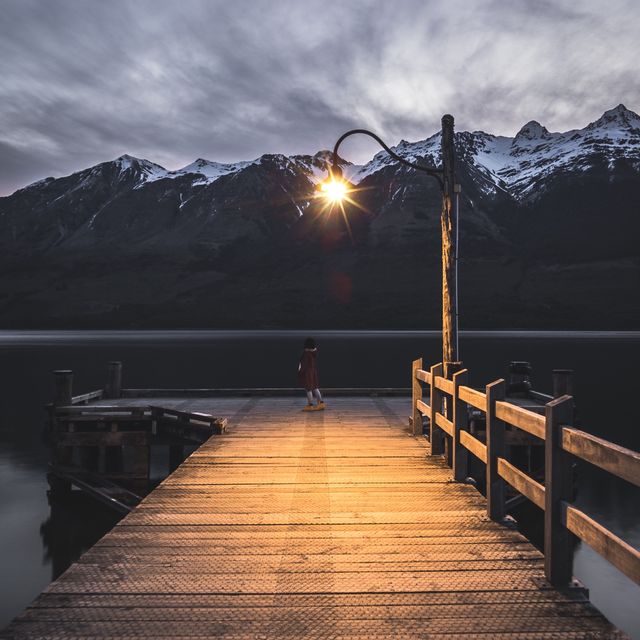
[105,361,122,399]
[444,361,462,466]
[485,379,506,521]
[544,395,574,586]
[429,363,444,455]
[53,369,73,406]
[452,369,469,482]
[411,358,423,436]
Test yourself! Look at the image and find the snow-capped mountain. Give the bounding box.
[0,104,638,330]
[351,103,640,199]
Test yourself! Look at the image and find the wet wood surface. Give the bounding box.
[2,396,624,638]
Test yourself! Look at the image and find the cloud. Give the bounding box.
[1,0,639,194]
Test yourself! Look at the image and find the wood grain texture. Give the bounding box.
[2,395,623,639]
[562,426,640,488]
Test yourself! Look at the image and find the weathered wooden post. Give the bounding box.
[443,361,462,466]
[411,358,423,436]
[53,369,73,407]
[552,369,574,398]
[452,368,469,482]
[486,379,506,520]
[429,362,444,455]
[441,114,458,369]
[544,395,574,586]
[105,361,122,399]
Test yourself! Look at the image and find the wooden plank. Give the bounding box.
[497,458,545,510]
[562,426,640,488]
[416,399,430,416]
[55,405,150,415]
[416,369,431,384]
[460,430,487,463]
[564,502,640,585]
[495,401,545,439]
[71,389,104,404]
[459,385,486,411]
[435,412,454,437]
[434,375,454,396]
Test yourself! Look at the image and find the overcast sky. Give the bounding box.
[1,0,639,195]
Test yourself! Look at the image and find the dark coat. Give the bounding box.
[297,348,319,390]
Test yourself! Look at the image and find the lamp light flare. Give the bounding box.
[320,179,348,203]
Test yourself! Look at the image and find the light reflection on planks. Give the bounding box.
[2,397,624,639]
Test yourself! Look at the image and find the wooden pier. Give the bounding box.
[3,383,634,638]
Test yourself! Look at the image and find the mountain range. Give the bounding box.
[0,104,638,329]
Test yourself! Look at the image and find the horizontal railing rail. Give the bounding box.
[411,358,640,588]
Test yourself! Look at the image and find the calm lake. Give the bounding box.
[0,330,639,637]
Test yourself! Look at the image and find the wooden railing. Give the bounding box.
[411,357,640,587]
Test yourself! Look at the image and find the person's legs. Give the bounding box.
[303,389,315,410]
[313,389,323,402]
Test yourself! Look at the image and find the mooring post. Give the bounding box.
[552,369,574,398]
[105,361,123,399]
[486,379,506,521]
[53,370,73,406]
[544,395,574,586]
[411,358,423,436]
[452,368,469,482]
[429,363,444,455]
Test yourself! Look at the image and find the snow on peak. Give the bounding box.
[514,120,550,142]
[588,103,640,131]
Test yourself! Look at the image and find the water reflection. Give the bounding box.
[40,493,121,580]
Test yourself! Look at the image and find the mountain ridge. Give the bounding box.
[0,104,638,330]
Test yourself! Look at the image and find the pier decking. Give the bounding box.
[2,396,624,638]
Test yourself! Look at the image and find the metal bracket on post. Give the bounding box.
[486,379,506,521]
[411,358,423,436]
[544,395,574,586]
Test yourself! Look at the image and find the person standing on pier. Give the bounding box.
[298,337,325,411]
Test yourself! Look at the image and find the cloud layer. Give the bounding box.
[1,0,639,194]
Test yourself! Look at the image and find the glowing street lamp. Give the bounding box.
[319,118,459,371]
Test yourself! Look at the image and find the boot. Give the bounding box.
[314,402,326,411]
[303,404,315,412]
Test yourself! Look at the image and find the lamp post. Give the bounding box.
[322,115,459,373]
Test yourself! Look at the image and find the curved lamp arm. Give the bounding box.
[332,128,444,191]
